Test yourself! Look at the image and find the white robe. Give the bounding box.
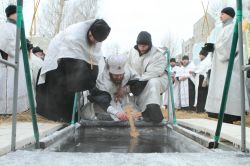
[175,62,195,108]
[205,19,249,116]
[127,46,168,111]
[162,66,181,108]
[0,21,29,114]
[38,19,103,84]
[83,64,139,120]
[29,54,43,97]
[96,64,138,104]
[193,54,211,106]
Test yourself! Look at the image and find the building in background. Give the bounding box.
[193,13,215,43]
[182,13,215,60]
[182,37,194,59]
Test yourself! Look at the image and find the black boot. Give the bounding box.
[142,109,151,122]
[144,104,163,123]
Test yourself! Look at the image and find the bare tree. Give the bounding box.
[37,0,99,38]
[208,0,235,19]
[61,0,99,30]
[54,0,65,35]
[161,33,180,57]
[37,0,65,38]
[0,2,6,22]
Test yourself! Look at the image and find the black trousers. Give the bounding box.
[196,75,208,112]
[188,79,195,110]
[36,58,98,122]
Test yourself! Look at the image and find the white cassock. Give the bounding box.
[205,19,249,116]
[29,54,43,97]
[38,19,103,85]
[82,64,139,120]
[127,46,168,112]
[193,54,211,107]
[162,65,181,108]
[175,62,195,108]
[0,21,29,114]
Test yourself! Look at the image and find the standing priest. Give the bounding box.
[37,19,111,122]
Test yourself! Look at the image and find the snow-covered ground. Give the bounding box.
[0,150,249,166]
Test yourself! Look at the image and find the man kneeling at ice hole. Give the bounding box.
[81,54,143,121]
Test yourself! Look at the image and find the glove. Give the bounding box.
[127,80,148,96]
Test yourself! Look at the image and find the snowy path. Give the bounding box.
[0,122,63,155]
[178,119,250,149]
[0,150,249,166]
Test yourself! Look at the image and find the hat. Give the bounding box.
[202,43,214,52]
[136,31,152,47]
[221,7,235,18]
[107,55,127,74]
[170,58,176,63]
[5,5,16,17]
[89,19,111,42]
[32,46,43,54]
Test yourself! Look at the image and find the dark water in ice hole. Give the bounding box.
[55,126,207,153]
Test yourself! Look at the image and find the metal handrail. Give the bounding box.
[8,0,40,150]
[18,0,40,149]
[163,48,177,125]
[0,59,17,69]
[237,0,246,152]
[242,64,250,71]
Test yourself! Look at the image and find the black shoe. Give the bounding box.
[145,104,163,123]
[142,110,151,122]
[143,116,151,122]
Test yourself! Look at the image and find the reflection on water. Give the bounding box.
[56,127,205,153]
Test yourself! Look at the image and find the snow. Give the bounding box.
[0,150,249,166]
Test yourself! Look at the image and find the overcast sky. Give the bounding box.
[98,0,213,52]
[96,0,235,54]
[98,0,208,46]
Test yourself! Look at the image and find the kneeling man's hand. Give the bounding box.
[116,111,128,121]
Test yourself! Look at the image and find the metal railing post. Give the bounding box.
[18,0,40,148]
[236,0,246,152]
[164,48,177,125]
[10,0,22,151]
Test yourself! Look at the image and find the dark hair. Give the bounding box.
[170,58,176,62]
[5,5,16,17]
[32,46,43,54]
[199,49,208,57]
[182,55,189,60]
